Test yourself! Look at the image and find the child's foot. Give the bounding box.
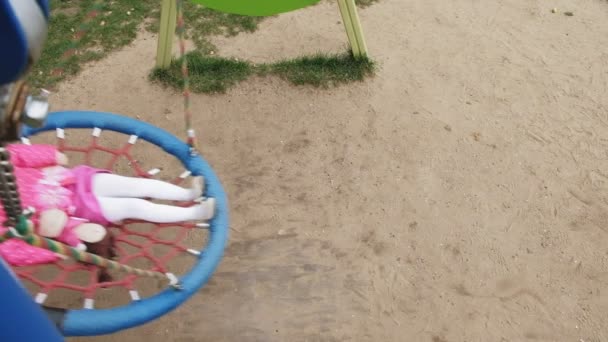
[190,176,205,200]
[38,209,68,238]
[74,223,107,244]
[196,198,216,220]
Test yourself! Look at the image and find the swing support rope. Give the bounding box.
[0,216,178,286]
[0,0,197,287]
[175,0,198,152]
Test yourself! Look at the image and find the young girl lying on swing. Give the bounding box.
[0,143,215,268]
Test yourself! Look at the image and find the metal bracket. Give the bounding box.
[0,82,50,142]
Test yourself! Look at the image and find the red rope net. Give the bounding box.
[13,131,205,309]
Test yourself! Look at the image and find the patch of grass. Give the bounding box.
[355,0,380,7]
[29,0,155,89]
[151,51,375,93]
[269,52,375,87]
[150,52,253,93]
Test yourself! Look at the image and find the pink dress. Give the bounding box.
[0,144,108,266]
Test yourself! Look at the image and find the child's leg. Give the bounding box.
[92,173,201,201]
[96,197,215,223]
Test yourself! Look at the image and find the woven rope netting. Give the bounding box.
[14,128,209,310]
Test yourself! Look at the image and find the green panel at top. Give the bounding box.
[190,0,321,16]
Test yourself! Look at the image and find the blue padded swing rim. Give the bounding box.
[22,111,229,337]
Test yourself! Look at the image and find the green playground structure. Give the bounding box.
[155,0,369,68]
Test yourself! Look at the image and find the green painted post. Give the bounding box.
[337,0,361,58]
[338,0,368,58]
[156,0,178,68]
[345,0,368,58]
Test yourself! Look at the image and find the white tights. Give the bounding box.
[92,174,206,223]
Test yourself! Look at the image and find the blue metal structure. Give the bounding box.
[0,259,63,341]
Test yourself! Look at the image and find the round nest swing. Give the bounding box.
[11,110,229,337]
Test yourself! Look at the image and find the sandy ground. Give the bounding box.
[43,0,608,340]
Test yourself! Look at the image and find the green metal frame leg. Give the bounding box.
[156,0,178,68]
[338,0,368,58]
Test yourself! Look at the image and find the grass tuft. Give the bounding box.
[150,52,253,93]
[355,0,380,8]
[150,51,375,93]
[269,52,375,87]
[30,0,155,89]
